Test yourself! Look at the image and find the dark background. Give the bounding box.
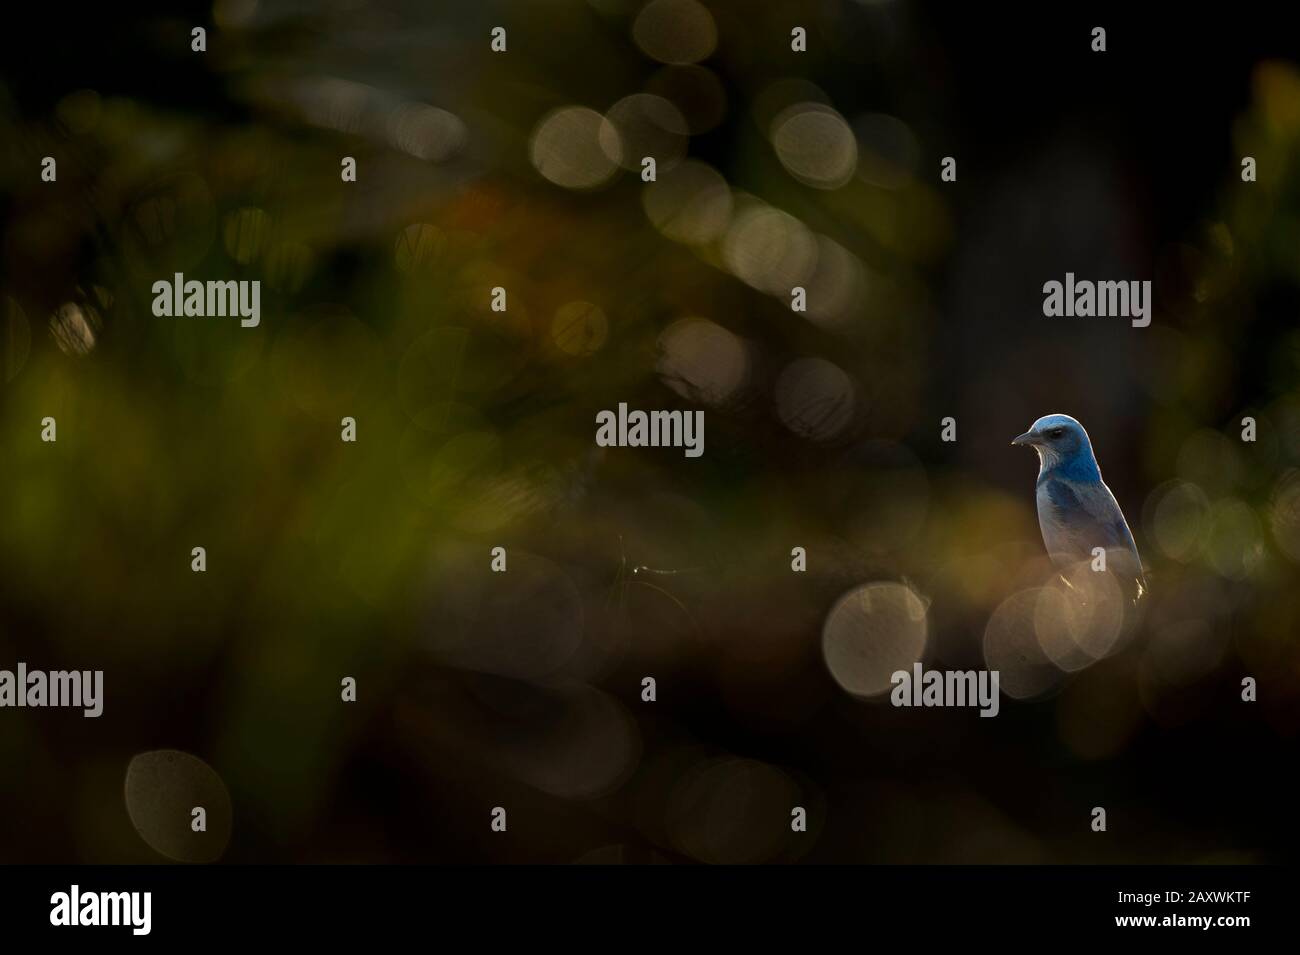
[1,1,1297,863]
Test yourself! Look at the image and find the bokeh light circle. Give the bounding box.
[983,588,1068,700]
[822,581,929,698]
[643,160,732,244]
[599,93,688,171]
[771,104,858,189]
[124,750,232,863]
[655,317,752,406]
[632,0,718,65]
[530,107,620,190]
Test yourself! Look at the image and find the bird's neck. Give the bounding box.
[1037,450,1101,484]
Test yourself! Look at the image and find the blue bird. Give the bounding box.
[1012,414,1146,601]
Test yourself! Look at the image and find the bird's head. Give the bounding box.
[1012,413,1096,472]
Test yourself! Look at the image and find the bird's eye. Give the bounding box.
[1048,428,1065,438]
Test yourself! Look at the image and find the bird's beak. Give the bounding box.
[1011,431,1038,448]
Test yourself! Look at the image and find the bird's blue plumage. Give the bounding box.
[1013,413,1146,599]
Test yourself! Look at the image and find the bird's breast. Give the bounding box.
[1034,485,1078,561]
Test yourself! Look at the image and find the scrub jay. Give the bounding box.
[1013,413,1146,601]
